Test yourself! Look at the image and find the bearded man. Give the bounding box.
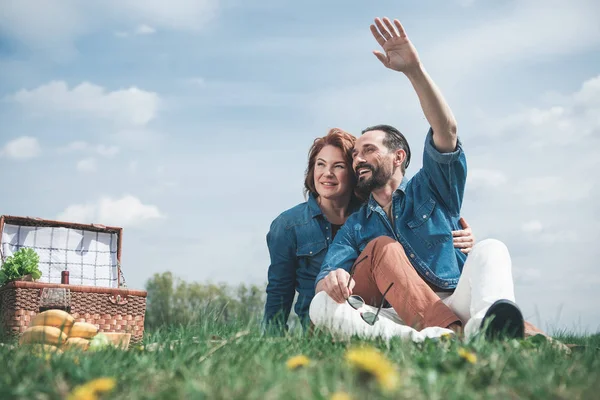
[313,17,543,339]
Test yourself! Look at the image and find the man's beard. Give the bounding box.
[355,162,392,194]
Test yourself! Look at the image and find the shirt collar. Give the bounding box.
[365,176,408,218]
[307,192,324,218]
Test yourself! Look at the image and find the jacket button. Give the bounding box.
[327,237,330,240]
[444,282,448,286]
[309,251,312,254]
[422,215,427,219]
[410,253,415,258]
[425,272,429,276]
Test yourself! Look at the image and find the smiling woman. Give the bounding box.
[263,128,361,332]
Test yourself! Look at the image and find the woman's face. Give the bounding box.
[313,145,353,201]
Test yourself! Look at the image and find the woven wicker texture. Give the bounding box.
[0,283,146,345]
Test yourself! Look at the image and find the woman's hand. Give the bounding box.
[452,217,476,254]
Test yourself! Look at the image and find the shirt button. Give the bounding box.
[395,215,398,219]
[325,226,328,230]
[425,272,429,276]
[309,251,313,255]
[327,237,330,240]
[410,254,415,259]
[444,282,449,286]
[422,215,427,219]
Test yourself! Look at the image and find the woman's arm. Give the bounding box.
[263,217,298,333]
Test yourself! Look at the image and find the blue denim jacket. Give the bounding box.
[263,193,360,332]
[316,129,468,289]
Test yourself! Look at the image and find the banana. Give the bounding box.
[69,322,99,339]
[63,337,90,351]
[30,310,75,335]
[19,326,68,346]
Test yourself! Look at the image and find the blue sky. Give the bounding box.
[1,0,599,333]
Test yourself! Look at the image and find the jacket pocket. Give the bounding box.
[407,198,436,229]
[296,241,327,257]
[406,198,451,248]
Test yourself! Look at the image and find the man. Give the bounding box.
[313,17,540,339]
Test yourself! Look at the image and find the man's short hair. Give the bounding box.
[361,124,411,171]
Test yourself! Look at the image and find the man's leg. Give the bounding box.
[443,238,544,338]
[352,236,461,331]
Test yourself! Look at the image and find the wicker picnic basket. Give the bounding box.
[0,215,147,345]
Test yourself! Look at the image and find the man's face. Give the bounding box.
[352,130,395,193]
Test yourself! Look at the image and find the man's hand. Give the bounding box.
[370,17,421,73]
[315,269,355,304]
[452,217,476,254]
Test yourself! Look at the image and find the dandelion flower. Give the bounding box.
[458,348,477,364]
[330,391,352,400]
[286,355,310,370]
[345,346,400,391]
[68,377,116,400]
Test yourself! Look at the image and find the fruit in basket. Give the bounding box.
[69,322,99,339]
[88,333,111,351]
[30,309,74,335]
[19,326,68,346]
[63,337,90,351]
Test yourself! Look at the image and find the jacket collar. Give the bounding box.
[366,176,408,218]
[307,192,324,218]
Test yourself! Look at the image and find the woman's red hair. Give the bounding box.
[304,128,357,198]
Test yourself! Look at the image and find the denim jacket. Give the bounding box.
[316,129,468,290]
[263,193,360,332]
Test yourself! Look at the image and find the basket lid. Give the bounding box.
[0,215,124,288]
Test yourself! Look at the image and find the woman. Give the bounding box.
[263,128,474,333]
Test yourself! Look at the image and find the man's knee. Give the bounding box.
[471,238,511,267]
[472,238,508,255]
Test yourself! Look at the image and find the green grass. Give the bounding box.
[1,321,599,400]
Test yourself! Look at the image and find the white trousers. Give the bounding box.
[440,238,516,338]
[309,238,517,341]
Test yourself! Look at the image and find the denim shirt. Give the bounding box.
[316,129,468,290]
[263,193,361,332]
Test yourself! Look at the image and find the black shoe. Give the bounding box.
[481,299,525,340]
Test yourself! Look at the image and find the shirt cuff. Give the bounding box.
[424,128,463,165]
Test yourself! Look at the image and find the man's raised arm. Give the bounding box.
[370,17,457,153]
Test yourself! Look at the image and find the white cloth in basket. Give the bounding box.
[1,223,119,288]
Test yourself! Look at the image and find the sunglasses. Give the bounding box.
[345,254,394,326]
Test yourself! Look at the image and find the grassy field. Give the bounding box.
[1,321,599,400]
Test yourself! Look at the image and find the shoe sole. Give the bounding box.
[481,299,525,340]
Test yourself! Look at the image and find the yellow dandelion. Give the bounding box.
[330,391,353,400]
[286,355,311,370]
[67,377,116,400]
[440,333,453,341]
[458,348,477,364]
[345,346,400,391]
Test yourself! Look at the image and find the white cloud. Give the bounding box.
[466,169,508,190]
[0,0,218,53]
[427,0,600,82]
[57,195,164,227]
[135,24,156,35]
[0,136,41,160]
[11,81,160,126]
[76,158,97,173]
[514,176,593,206]
[59,141,120,157]
[521,220,543,233]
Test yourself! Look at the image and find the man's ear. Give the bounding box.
[394,149,406,167]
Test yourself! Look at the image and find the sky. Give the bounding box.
[1,0,599,334]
